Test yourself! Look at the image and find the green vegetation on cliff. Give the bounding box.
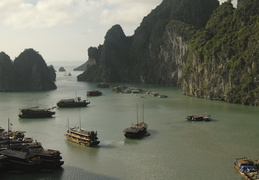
[78,0,218,84]
[78,0,258,105]
[182,1,259,105]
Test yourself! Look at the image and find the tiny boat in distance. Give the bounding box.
[57,97,90,108]
[18,107,55,118]
[186,113,211,121]
[87,90,102,96]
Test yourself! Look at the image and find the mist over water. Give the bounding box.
[1,67,258,180]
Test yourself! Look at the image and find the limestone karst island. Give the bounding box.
[0,0,258,106]
[77,0,258,106]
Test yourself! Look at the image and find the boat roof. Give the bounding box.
[0,149,37,159]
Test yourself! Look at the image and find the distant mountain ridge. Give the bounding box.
[77,0,258,106]
[0,49,56,91]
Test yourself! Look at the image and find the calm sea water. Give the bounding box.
[1,67,258,180]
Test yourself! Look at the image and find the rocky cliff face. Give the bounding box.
[0,49,57,91]
[78,0,218,85]
[77,25,132,82]
[182,1,259,106]
[48,65,56,82]
[0,52,15,91]
[78,0,258,105]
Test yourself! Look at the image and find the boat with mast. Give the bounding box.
[57,91,90,108]
[123,104,149,139]
[57,97,90,108]
[65,119,100,147]
[0,119,64,172]
[18,107,55,118]
[18,99,55,118]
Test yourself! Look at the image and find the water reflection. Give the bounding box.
[1,166,118,180]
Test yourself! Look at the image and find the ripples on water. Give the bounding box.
[0,68,258,180]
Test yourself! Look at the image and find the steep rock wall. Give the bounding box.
[0,49,57,91]
[77,0,258,105]
[0,52,15,91]
[78,0,219,85]
[182,1,259,105]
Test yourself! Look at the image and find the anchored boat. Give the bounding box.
[65,120,100,147]
[57,97,90,108]
[186,113,211,121]
[234,157,259,180]
[18,107,55,118]
[123,104,149,139]
[87,90,102,96]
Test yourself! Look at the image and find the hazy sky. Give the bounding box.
[0,0,237,63]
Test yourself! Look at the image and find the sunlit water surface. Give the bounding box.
[1,67,258,180]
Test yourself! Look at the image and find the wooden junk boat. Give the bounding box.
[0,121,64,173]
[123,104,149,139]
[18,107,55,118]
[0,145,64,172]
[65,121,100,147]
[57,97,90,108]
[123,122,148,139]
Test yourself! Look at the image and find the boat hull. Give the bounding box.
[124,128,147,139]
[18,112,55,118]
[57,102,90,108]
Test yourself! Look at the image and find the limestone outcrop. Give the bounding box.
[0,49,57,91]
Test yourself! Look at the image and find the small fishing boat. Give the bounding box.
[63,72,71,76]
[186,115,204,121]
[186,113,211,121]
